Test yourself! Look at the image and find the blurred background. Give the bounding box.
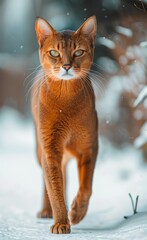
[0,0,147,186]
[0,1,147,238]
[0,0,146,157]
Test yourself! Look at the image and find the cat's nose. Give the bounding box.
[62,64,71,71]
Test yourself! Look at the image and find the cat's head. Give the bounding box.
[35,16,97,81]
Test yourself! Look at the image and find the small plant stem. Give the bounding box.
[134,195,139,214]
[129,193,135,214]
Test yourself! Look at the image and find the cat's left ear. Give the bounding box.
[35,17,56,47]
[75,16,97,43]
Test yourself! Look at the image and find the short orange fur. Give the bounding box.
[32,16,98,234]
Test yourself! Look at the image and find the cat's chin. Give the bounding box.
[56,68,77,81]
[56,73,76,81]
[60,74,75,80]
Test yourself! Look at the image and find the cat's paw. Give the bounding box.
[37,208,53,218]
[50,223,71,234]
[69,196,89,225]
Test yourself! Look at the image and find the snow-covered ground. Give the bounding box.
[1,107,147,239]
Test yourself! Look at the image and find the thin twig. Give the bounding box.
[129,193,135,213]
[134,195,139,214]
[124,193,139,219]
[134,0,147,12]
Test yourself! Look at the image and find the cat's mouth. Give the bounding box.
[57,68,76,80]
[60,73,75,80]
[62,73,73,77]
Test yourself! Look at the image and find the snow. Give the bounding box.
[133,84,147,148]
[134,87,147,107]
[98,37,115,49]
[1,108,147,239]
[133,109,144,120]
[116,26,133,37]
[134,122,147,148]
[96,57,118,74]
[96,41,147,125]
[97,76,123,121]
[140,42,147,48]
[119,55,128,65]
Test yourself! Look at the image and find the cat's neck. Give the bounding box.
[48,75,91,95]
[39,73,94,105]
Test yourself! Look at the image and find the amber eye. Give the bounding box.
[49,50,60,57]
[74,49,84,57]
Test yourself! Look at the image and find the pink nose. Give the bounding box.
[62,64,71,71]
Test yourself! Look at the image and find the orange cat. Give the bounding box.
[32,16,98,234]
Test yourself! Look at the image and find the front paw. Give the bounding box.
[37,208,53,218]
[50,223,71,234]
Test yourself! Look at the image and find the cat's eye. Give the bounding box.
[74,49,84,57]
[49,50,60,57]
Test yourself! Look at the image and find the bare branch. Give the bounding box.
[134,0,147,12]
[134,87,147,107]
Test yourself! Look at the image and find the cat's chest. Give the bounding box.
[39,81,94,120]
[41,90,85,112]
[47,96,84,116]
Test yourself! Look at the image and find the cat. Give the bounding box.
[31,16,98,234]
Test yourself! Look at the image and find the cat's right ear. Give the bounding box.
[35,17,56,47]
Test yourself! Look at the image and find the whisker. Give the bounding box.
[79,75,94,103]
[25,73,45,101]
[24,64,42,85]
[25,69,44,91]
[92,62,107,72]
[79,76,87,100]
[81,69,106,92]
[25,64,42,71]
[33,74,49,100]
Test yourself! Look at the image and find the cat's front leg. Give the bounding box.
[69,144,98,225]
[41,154,70,234]
[40,126,70,234]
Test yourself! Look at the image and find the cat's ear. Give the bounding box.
[76,16,97,43]
[35,17,56,47]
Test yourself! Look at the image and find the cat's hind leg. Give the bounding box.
[36,138,53,218]
[38,183,53,218]
[62,152,71,202]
